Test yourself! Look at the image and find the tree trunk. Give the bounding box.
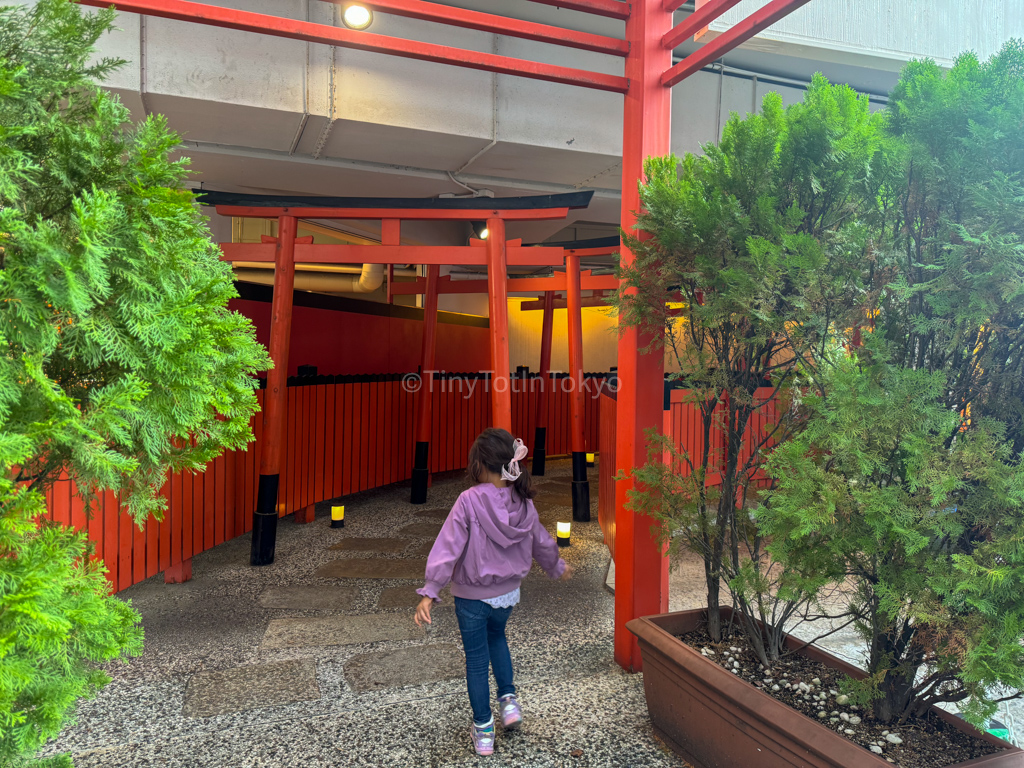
[873,669,916,723]
[706,556,722,641]
[868,617,919,723]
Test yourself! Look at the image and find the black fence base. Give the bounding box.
[410,441,430,504]
[571,451,591,522]
[251,473,280,566]
[531,427,547,476]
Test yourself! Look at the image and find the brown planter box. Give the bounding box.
[627,608,1024,768]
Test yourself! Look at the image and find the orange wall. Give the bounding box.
[231,290,491,376]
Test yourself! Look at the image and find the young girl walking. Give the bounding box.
[414,428,572,756]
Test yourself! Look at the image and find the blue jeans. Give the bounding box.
[454,597,516,725]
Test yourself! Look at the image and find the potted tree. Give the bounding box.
[623,42,1024,768]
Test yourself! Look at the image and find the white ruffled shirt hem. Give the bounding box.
[481,587,521,609]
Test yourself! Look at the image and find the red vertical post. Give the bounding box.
[566,251,591,522]
[531,290,555,475]
[410,262,440,504]
[569,252,593,524]
[251,215,297,566]
[615,0,672,671]
[486,217,512,432]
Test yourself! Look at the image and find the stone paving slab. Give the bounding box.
[314,557,427,580]
[258,585,360,611]
[327,537,411,553]
[397,521,445,538]
[534,491,575,507]
[378,585,450,609]
[344,643,463,692]
[415,508,450,520]
[407,540,435,557]
[533,499,572,516]
[262,613,423,649]
[533,481,569,492]
[182,659,320,718]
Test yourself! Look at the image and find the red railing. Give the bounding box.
[43,373,607,591]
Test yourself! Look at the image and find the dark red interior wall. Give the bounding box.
[231,298,491,376]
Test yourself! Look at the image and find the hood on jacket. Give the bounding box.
[471,484,533,548]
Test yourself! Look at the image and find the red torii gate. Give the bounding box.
[200,189,592,566]
[86,0,816,672]
[391,246,620,519]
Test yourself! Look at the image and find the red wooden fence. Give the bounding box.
[598,386,778,558]
[43,372,608,592]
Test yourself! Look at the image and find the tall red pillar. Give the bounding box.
[486,218,512,432]
[411,262,439,504]
[566,252,591,521]
[614,0,672,671]
[251,215,298,566]
[531,290,555,475]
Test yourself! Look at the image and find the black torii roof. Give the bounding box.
[194,189,595,211]
[526,235,620,249]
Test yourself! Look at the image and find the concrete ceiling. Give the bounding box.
[132,1,925,247]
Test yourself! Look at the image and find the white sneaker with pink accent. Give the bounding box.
[499,694,522,730]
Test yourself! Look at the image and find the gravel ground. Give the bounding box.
[42,460,689,768]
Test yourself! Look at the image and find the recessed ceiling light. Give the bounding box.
[342,4,372,30]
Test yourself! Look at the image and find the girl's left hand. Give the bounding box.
[414,596,434,626]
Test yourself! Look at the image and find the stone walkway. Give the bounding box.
[45,460,688,768]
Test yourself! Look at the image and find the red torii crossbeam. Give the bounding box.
[388,270,619,295]
[518,292,613,310]
[219,241,565,267]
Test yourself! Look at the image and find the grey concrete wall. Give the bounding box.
[712,0,1024,70]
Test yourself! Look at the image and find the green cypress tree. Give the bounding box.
[762,41,1024,725]
[617,75,883,657]
[0,0,270,763]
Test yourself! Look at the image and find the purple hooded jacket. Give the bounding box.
[417,483,566,602]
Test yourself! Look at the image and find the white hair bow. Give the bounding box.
[501,438,529,482]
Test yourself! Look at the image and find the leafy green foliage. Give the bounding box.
[0,0,270,762]
[878,41,1024,447]
[762,42,1024,724]
[0,480,141,766]
[0,0,269,521]
[762,342,1024,723]
[618,76,884,653]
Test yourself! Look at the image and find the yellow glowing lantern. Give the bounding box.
[331,505,345,529]
[556,521,571,547]
[585,452,595,467]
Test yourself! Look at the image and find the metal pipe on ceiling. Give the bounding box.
[231,261,417,276]
[234,263,387,293]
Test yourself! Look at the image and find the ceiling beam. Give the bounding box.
[525,0,630,21]
[76,0,629,93]
[662,0,744,49]
[663,0,814,88]
[330,0,629,56]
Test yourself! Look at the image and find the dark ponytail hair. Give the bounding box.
[467,427,535,503]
